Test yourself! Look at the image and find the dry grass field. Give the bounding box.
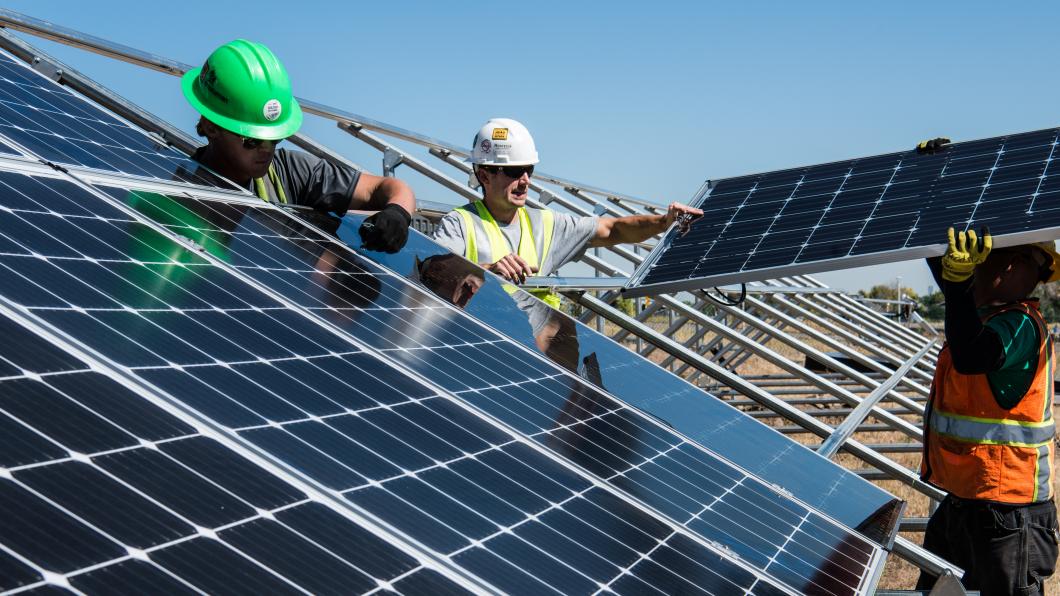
[606,314,1060,592]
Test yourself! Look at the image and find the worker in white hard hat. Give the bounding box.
[431,118,703,309]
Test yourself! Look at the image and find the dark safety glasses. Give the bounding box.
[483,164,535,178]
[236,134,284,151]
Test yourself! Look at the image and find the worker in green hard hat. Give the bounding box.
[182,39,415,253]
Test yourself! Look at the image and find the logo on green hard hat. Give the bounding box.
[182,39,302,140]
[263,99,282,121]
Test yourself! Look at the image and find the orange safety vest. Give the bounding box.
[921,299,1056,504]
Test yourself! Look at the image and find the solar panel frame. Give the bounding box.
[0,160,831,595]
[624,127,1060,296]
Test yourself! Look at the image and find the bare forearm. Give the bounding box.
[590,214,666,247]
[366,177,415,214]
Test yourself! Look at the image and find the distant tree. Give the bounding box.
[917,291,945,321]
[614,297,636,317]
[1032,281,1060,323]
[860,284,919,301]
[564,300,584,318]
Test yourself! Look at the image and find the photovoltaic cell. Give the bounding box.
[91,185,887,594]
[0,49,224,187]
[0,312,468,594]
[0,167,827,594]
[627,127,1060,294]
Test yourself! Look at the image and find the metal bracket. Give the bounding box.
[29,54,61,81]
[928,569,967,595]
[144,131,169,150]
[382,147,404,177]
[537,187,559,205]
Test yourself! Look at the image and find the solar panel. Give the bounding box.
[0,304,473,594]
[341,214,904,546]
[90,185,889,594]
[626,127,1060,295]
[0,164,834,594]
[0,49,226,188]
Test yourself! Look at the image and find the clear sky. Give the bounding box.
[7,0,1060,294]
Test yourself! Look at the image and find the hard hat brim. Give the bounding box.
[181,67,303,140]
[1035,241,1060,283]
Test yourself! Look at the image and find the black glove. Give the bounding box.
[915,137,951,154]
[359,204,412,253]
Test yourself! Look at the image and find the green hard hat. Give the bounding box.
[182,39,302,140]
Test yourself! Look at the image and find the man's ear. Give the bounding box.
[200,119,222,141]
[474,166,488,190]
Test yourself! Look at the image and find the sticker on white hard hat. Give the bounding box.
[479,139,492,153]
[492,128,509,140]
[263,99,282,121]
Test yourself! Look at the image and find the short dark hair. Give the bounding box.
[195,115,211,137]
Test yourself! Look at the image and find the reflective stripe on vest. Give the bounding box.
[922,299,1056,503]
[454,202,560,308]
[253,163,288,205]
[928,410,1055,446]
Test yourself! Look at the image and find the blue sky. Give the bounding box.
[7,1,1060,294]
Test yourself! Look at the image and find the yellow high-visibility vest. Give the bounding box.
[455,201,562,309]
[252,163,288,204]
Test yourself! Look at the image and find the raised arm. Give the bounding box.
[588,202,702,248]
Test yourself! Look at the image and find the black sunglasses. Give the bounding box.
[483,164,534,178]
[236,134,284,151]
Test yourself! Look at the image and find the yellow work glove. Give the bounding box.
[916,137,951,154]
[941,226,991,283]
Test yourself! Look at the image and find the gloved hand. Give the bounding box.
[941,226,991,283]
[916,137,951,154]
[359,204,411,253]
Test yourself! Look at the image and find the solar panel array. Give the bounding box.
[340,215,904,546]
[627,127,1060,294]
[0,42,893,594]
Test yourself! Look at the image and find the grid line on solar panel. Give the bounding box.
[0,312,474,595]
[0,169,818,589]
[89,186,883,594]
[0,49,224,188]
[627,127,1060,293]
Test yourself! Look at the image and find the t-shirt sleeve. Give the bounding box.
[430,212,468,258]
[985,311,1041,371]
[273,149,361,216]
[542,212,599,275]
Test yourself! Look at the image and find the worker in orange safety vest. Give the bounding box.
[918,225,1060,595]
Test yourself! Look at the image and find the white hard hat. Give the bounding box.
[468,118,539,188]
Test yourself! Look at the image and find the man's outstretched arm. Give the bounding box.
[589,202,702,248]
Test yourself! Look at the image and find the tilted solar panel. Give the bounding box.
[343,215,904,547]
[0,164,824,594]
[0,49,226,188]
[0,301,473,594]
[626,127,1060,295]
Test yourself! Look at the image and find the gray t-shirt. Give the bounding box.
[432,206,598,276]
[193,147,361,216]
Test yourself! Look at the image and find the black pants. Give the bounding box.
[916,495,1059,595]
